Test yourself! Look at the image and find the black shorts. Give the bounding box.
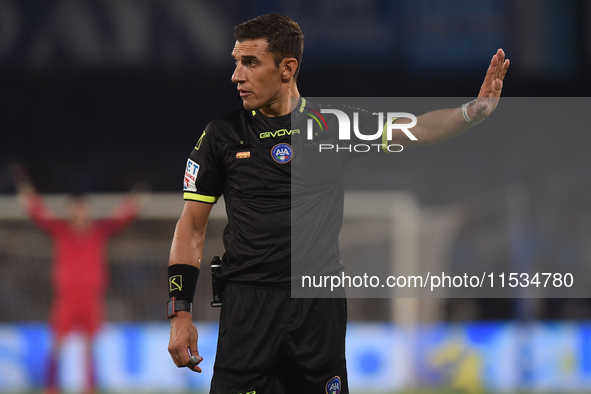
[210,283,348,394]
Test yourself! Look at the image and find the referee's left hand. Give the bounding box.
[168,311,203,373]
[469,48,510,122]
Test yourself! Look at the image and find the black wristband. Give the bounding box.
[168,264,199,303]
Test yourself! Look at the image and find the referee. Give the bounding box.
[166,13,509,393]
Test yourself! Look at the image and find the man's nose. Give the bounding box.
[231,63,245,84]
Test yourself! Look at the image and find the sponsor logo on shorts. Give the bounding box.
[184,159,199,192]
[326,376,341,394]
[169,275,182,292]
[271,143,293,164]
[236,151,251,159]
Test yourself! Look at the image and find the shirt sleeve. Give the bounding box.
[25,193,62,234]
[182,122,224,204]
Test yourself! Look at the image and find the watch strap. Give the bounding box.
[461,99,485,125]
[167,297,193,319]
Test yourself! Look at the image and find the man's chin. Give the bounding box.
[240,97,261,111]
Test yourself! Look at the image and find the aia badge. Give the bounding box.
[271,143,293,164]
[325,376,341,394]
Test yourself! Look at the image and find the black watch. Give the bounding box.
[167,297,192,319]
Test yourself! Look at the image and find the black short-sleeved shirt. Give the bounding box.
[183,98,392,285]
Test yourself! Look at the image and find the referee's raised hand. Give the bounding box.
[168,311,203,373]
[468,48,510,123]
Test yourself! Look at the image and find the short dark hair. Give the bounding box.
[234,13,304,79]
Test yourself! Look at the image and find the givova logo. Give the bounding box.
[259,128,300,139]
[325,376,341,394]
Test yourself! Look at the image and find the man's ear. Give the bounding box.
[281,58,298,80]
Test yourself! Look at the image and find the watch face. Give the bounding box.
[167,298,175,319]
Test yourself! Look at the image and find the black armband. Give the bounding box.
[168,264,199,303]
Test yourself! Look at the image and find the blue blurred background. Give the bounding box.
[1,0,591,392]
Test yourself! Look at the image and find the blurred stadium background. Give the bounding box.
[1,0,591,392]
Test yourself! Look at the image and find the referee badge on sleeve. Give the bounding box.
[184,159,199,192]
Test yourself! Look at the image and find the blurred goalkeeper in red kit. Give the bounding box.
[15,169,143,394]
